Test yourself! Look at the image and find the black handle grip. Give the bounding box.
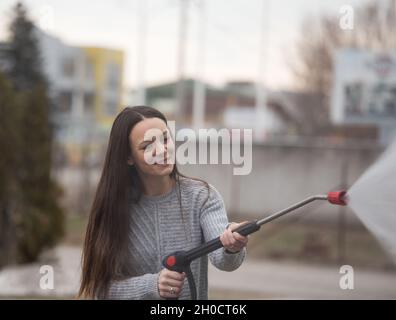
[183,220,260,262]
[162,220,260,300]
[163,250,189,272]
[232,220,261,236]
[162,256,197,300]
[163,221,261,268]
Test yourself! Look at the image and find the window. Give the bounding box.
[104,98,118,116]
[62,57,75,78]
[57,91,72,113]
[85,60,94,82]
[84,92,95,113]
[106,62,120,90]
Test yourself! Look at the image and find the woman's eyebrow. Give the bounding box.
[140,136,155,146]
[139,130,167,147]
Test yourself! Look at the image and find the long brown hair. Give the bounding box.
[78,106,209,299]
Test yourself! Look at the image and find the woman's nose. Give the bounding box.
[153,140,167,157]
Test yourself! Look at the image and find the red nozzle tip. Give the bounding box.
[327,190,348,206]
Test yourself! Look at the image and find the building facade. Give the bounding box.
[0,28,124,166]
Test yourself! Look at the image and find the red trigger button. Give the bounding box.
[167,256,176,267]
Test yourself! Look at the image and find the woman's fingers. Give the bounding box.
[158,269,186,298]
[226,228,236,245]
[165,278,184,288]
[220,232,230,247]
[158,282,183,295]
[167,270,185,281]
[221,228,235,248]
[234,232,249,244]
[230,222,249,243]
[220,222,249,252]
[229,221,248,232]
[220,228,236,252]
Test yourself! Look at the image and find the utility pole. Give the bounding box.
[175,0,189,124]
[193,0,206,131]
[136,0,148,105]
[255,0,270,142]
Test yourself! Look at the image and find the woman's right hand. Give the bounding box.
[158,268,186,298]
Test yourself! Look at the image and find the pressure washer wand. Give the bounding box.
[257,194,327,225]
[162,190,348,300]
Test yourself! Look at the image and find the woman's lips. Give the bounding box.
[153,157,172,165]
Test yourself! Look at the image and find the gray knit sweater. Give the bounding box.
[107,176,246,300]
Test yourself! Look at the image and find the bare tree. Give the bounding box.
[292,0,396,131]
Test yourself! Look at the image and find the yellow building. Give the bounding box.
[81,47,124,131]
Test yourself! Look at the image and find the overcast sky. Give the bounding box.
[0,0,365,90]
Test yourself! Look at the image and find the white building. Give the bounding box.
[331,49,396,145]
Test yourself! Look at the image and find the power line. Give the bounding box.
[190,0,259,56]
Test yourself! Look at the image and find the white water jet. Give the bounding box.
[348,138,396,264]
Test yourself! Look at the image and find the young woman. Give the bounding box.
[78,106,248,299]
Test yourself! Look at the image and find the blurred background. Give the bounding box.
[0,0,396,299]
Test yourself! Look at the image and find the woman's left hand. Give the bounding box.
[220,222,249,253]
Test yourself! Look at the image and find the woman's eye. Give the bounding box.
[143,136,168,151]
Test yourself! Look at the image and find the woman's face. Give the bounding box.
[128,117,175,177]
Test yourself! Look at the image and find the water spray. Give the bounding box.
[162,190,348,300]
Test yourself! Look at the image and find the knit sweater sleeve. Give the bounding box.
[106,272,162,300]
[199,184,246,271]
